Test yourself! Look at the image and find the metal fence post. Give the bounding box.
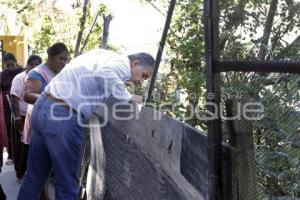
[204,0,223,199]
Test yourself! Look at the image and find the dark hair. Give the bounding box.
[3,53,17,62]
[128,53,155,69]
[27,55,42,65]
[47,42,68,57]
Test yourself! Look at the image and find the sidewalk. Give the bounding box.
[0,150,54,200]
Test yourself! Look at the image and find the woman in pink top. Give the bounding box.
[23,43,69,144]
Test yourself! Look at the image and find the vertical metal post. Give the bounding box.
[145,0,176,103]
[204,0,223,199]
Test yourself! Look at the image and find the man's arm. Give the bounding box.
[94,68,132,101]
[94,66,144,104]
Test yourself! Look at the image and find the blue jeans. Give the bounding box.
[17,94,85,200]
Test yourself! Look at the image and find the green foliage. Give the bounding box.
[32,16,56,55]
[79,3,107,53]
[144,0,300,198]
[218,1,300,197]
[151,0,207,130]
[0,0,109,58]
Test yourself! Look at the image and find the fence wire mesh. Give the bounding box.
[221,72,300,200]
[215,0,300,199]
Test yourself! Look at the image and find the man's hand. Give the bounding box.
[130,94,143,104]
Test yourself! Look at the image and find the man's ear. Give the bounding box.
[131,59,140,68]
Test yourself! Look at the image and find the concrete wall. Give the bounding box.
[84,100,232,199]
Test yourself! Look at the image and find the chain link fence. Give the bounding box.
[221,72,300,200]
[215,0,300,198]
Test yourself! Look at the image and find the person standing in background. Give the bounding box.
[23,43,69,145]
[0,53,23,165]
[22,42,69,200]
[10,55,42,182]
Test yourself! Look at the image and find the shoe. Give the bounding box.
[5,159,13,165]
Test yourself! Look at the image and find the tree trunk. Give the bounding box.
[74,0,89,57]
[100,15,112,49]
[229,99,258,200]
[258,0,278,60]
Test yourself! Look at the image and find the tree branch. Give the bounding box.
[80,11,100,54]
[258,0,279,60]
[17,2,31,14]
[144,0,166,16]
[74,0,89,57]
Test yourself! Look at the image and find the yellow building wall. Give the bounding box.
[0,35,25,66]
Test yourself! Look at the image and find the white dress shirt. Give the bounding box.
[45,49,132,120]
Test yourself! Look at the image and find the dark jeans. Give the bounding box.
[12,116,27,179]
[18,94,84,200]
[20,144,29,177]
[3,107,12,160]
[0,184,6,200]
